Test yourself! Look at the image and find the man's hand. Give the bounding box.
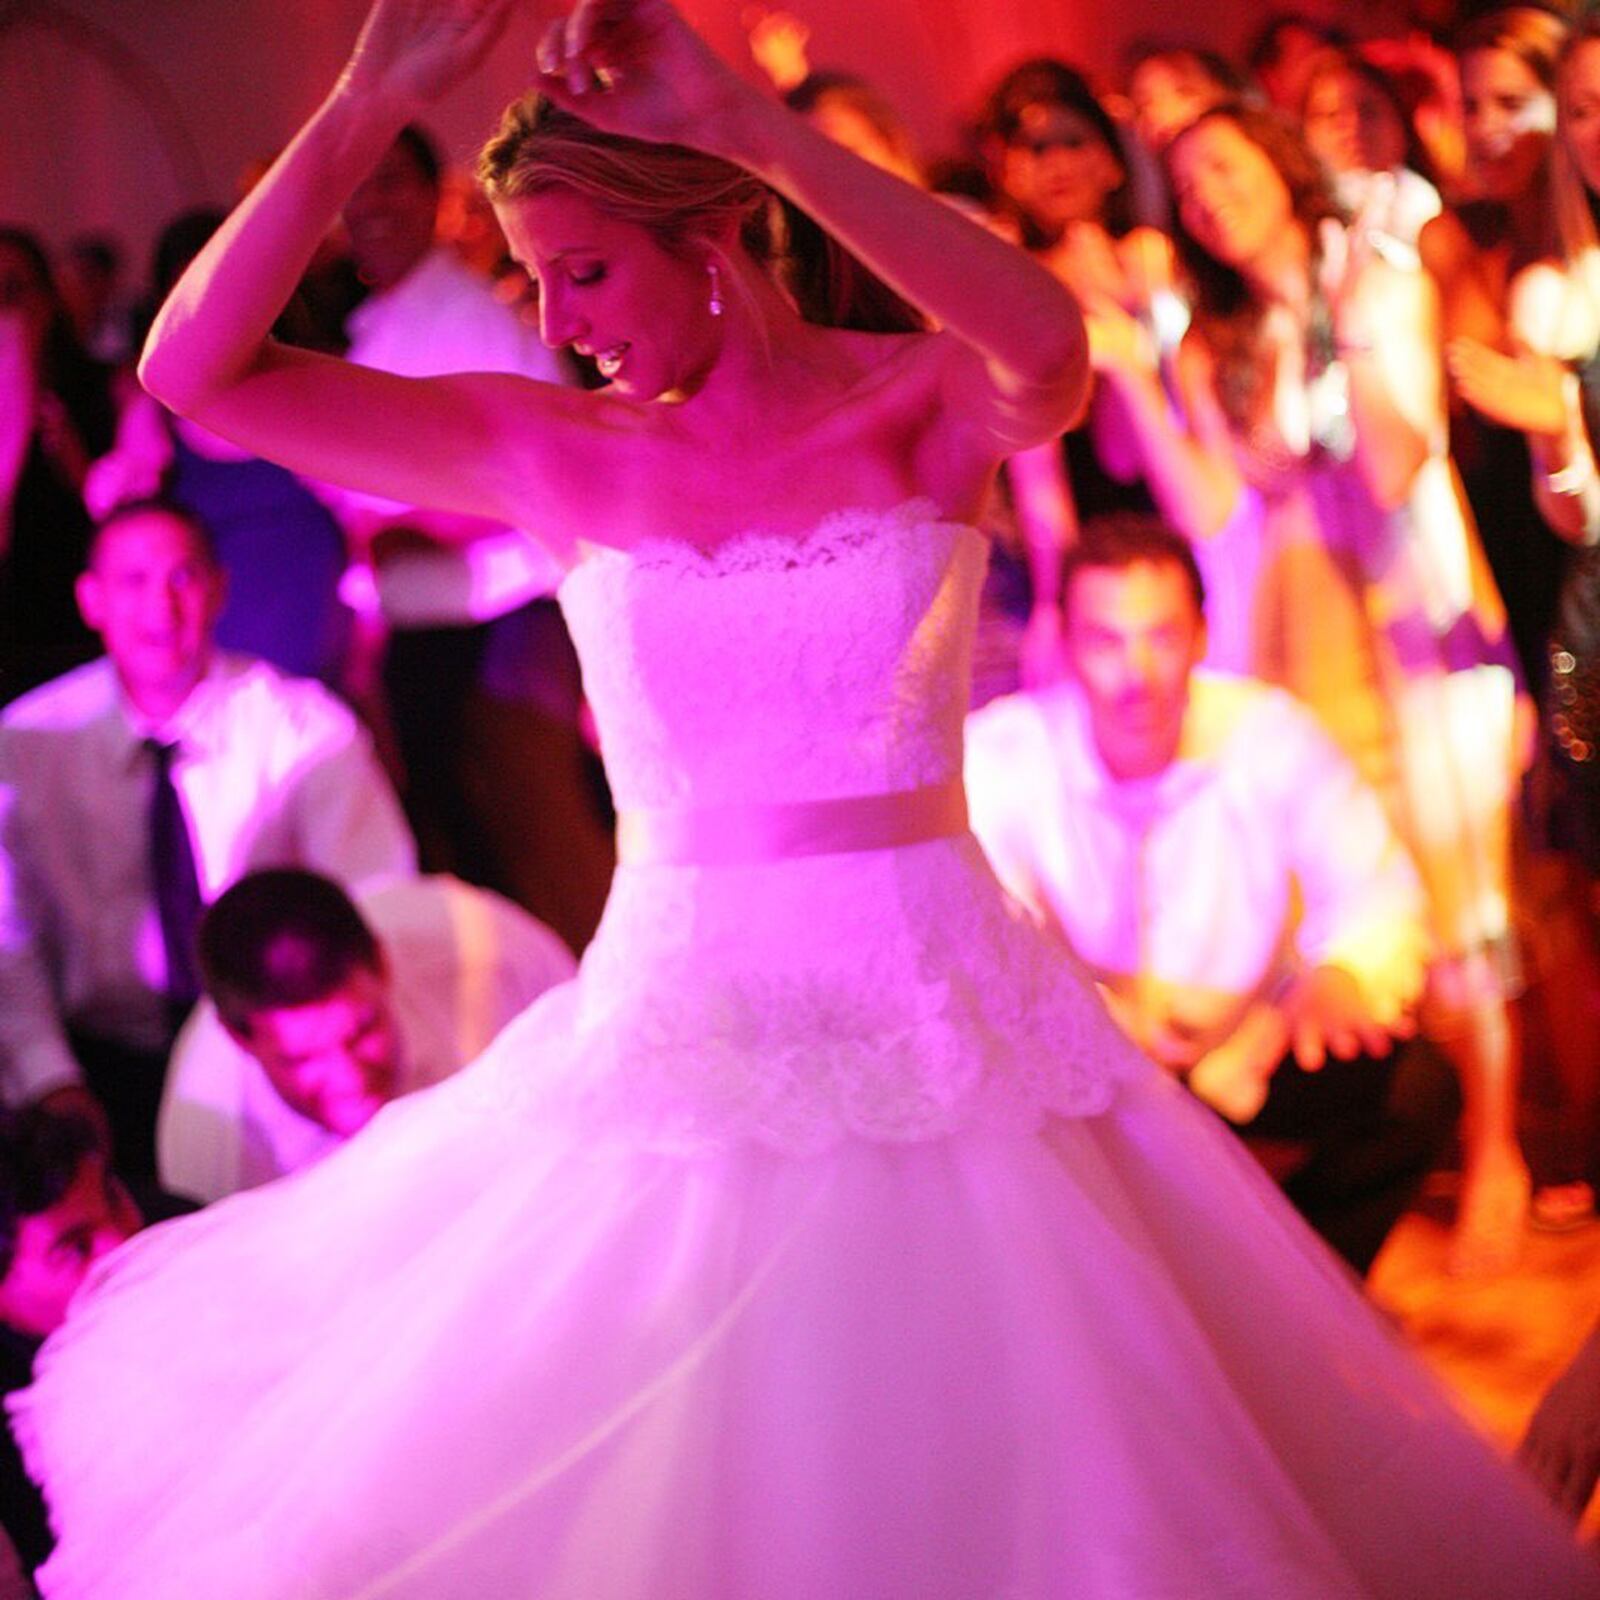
[1520,1321,1600,1520]
[1282,965,1406,1071]
[1186,1002,1292,1124]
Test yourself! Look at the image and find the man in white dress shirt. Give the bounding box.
[334,124,612,953]
[0,501,415,1177]
[158,869,575,1203]
[966,513,1459,1275]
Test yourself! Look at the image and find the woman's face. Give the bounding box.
[1302,68,1408,177]
[998,101,1124,235]
[499,187,722,401]
[1168,117,1296,273]
[1460,46,1556,202]
[1128,57,1225,154]
[1560,38,1600,198]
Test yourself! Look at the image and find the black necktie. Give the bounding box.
[145,739,204,1015]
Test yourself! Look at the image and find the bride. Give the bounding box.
[16,1,1599,1594]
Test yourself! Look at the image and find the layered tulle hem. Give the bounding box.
[17,1067,1596,1599]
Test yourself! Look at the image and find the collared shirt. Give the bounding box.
[0,654,416,1099]
[339,247,569,630]
[157,876,576,1202]
[965,671,1429,1054]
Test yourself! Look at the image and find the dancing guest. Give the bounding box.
[17,2,1599,1594]
[1422,7,1570,702]
[1427,6,1600,1229]
[1446,13,1600,1208]
[158,869,575,1202]
[1089,101,1529,1276]
[0,500,414,1179]
[1299,49,1442,257]
[966,514,1457,1276]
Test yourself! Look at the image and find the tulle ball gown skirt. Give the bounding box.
[14,974,1599,1596]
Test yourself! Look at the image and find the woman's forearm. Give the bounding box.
[139,87,407,416]
[1098,363,1241,539]
[1345,352,1429,510]
[705,92,1087,416]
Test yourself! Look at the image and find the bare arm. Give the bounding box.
[137,1,603,554]
[1086,303,1243,541]
[1508,260,1600,547]
[535,0,1088,452]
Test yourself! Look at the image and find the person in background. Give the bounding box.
[1121,41,1247,161]
[967,514,1457,1277]
[86,209,352,687]
[0,1105,140,1578]
[159,869,575,1202]
[1300,48,1443,257]
[0,500,415,1180]
[1091,102,1529,1273]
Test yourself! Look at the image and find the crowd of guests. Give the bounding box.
[2,0,1600,1582]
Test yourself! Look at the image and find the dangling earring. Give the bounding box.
[707,260,724,318]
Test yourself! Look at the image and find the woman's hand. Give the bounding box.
[533,0,754,150]
[337,0,519,114]
[1083,292,1156,380]
[1446,338,1570,437]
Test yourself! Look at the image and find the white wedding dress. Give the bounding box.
[16,502,1598,1598]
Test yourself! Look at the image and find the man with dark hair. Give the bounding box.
[158,871,574,1202]
[0,1106,139,1575]
[0,501,415,1179]
[967,513,1458,1276]
[332,125,614,954]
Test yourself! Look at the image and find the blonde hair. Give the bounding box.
[479,94,771,258]
[477,94,925,332]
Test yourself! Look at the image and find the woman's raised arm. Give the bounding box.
[138,1,598,543]
[533,0,1089,452]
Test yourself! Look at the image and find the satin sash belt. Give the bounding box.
[615,780,970,867]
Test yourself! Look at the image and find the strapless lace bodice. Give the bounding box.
[443,503,1135,1156]
[559,501,984,809]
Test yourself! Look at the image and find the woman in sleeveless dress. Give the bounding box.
[13,3,1599,1594]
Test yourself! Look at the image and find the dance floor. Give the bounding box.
[1371,1179,1600,1532]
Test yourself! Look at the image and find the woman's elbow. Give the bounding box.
[136,333,193,416]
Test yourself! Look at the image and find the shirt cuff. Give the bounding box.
[4,1040,85,1104]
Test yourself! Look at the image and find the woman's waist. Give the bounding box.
[612,778,969,868]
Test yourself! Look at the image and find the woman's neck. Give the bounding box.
[666,264,865,436]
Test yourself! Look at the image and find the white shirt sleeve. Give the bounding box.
[0,763,83,1101]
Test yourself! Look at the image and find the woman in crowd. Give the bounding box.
[1423,6,1570,696]
[1448,11,1600,1217]
[1300,48,1442,256]
[1089,101,1529,1276]
[978,58,1171,681]
[16,1,1597,1594]
[1426,6,1600,1232]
